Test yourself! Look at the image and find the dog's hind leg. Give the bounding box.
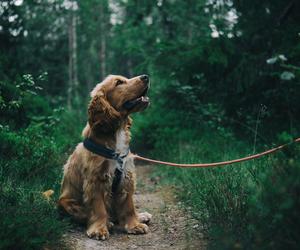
[58,197,87,223]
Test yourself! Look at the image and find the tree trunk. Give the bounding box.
[99,3,106,79]
[67,3,79,110]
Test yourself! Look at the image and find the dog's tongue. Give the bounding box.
[123,96,149,110]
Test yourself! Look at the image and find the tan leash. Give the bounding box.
[42,138,300,199]
[132,137,300,168]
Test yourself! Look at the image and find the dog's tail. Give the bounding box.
[42,189,54,200]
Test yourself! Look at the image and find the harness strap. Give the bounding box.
[83,138,129,192]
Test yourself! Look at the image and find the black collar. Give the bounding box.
[83,137,130,192]
[83,137,119,160]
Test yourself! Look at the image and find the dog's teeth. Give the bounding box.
[141,96,149,102]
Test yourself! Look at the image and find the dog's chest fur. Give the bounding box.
[111,128,134,173]
[115,128,128,155]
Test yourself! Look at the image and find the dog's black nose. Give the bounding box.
[140,74,149,83]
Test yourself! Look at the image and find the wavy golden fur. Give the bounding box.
[58,75,151,240]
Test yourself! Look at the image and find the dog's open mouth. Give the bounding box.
[123,87,150,110]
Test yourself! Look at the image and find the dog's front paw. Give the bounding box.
[125,222,149,234]
[87,224,109,240]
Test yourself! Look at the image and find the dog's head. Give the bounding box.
[88,75,150,134]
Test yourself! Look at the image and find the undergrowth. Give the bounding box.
[0,75,84,250]
[134,119,300,249]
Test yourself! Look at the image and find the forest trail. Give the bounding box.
[63,165,206,250]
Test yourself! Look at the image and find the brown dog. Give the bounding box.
[58,75,151,240]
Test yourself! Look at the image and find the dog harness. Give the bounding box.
[83,137,129,193]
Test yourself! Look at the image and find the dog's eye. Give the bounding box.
[116,79,124,86]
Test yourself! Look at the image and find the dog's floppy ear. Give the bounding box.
[88,91,121,134]
[81,122,91,138]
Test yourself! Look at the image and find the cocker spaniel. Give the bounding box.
[58,75,151,240]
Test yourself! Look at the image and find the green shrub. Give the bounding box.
[0,74,52,129]
[0,75,83,249]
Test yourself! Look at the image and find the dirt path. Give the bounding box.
[63,165,206,250]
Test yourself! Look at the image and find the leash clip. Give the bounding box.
[112,152,125,172]
[114,148,130,171]
[111,152,120,160]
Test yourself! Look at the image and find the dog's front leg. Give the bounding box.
[123,194,149,234]
[114,172,149,235]
[84,181,110,240]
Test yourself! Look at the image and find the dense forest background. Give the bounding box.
[0,0,299,249]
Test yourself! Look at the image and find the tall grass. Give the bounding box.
[146,128,300,249]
